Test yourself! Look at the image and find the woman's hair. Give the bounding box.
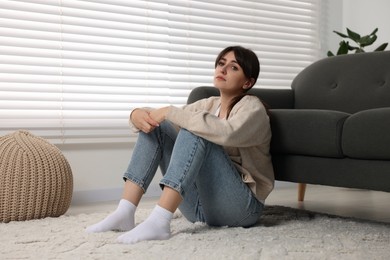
[215,46,264,117]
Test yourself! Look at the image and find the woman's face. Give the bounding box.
[214,51,252,95]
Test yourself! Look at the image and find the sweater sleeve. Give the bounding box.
[166,95,270,147]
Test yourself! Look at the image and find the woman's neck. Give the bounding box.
[218,93,235,119]
[218,90,247,118]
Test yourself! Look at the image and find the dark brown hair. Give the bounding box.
[215,46,261,117]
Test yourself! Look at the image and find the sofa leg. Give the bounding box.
[298,183,307,202]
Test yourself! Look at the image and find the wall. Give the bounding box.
[59,142,163,204]
[323,0,343,56]
[62,0,389,205]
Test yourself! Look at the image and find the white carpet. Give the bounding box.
[1,205,389,260]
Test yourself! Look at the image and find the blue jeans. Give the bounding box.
[123,121,263,227]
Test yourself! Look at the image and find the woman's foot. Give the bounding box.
[117,205,172,244]
[86,199,136,233]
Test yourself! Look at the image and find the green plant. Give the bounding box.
[327,28,388,57]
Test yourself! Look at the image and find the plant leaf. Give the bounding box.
[360,35,377,47]
[337,41,349,55]
[374,42,388,51]
[370,28,378,36]
[347,28,361,42]
[333,30,348,38]
[327,51,335,57]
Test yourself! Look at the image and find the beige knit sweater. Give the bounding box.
[130,95,274,202]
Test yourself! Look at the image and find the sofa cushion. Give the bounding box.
[270,109,349,158]
[342,108,390,160]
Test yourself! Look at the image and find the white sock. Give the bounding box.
[86,199,136,233]
[117,205,173,244]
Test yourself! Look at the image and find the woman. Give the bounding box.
[86,46,274,244]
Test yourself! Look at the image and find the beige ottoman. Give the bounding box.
[0,130,73,223]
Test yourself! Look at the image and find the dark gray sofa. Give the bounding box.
[187,50,390,201]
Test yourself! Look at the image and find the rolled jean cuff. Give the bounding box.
[159,179,183,198]
[123,174,147,193]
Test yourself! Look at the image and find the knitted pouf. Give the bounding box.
[0,130,73,223]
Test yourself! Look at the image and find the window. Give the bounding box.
[0,0,323,143]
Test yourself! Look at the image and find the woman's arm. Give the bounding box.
[148,107,170,124]
[130,98,210,133]
[165,96,270,147]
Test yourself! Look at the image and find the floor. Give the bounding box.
[67,184,390,223]
[265,184,390,223]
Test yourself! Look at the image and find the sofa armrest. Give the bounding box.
[342,107,390,159]
[270,109,349,157]
[187,86,294,109]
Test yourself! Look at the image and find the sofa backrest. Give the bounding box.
[292,51,390,114]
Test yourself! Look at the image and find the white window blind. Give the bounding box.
[0,0,323,144]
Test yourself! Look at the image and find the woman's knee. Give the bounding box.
[177,128,195,138]
[177,129,208,146]
[159,121,178,141]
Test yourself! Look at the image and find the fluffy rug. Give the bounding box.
[1,205,389,260]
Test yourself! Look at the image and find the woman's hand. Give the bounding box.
[149,107,169,124]
[130,109,160,133]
